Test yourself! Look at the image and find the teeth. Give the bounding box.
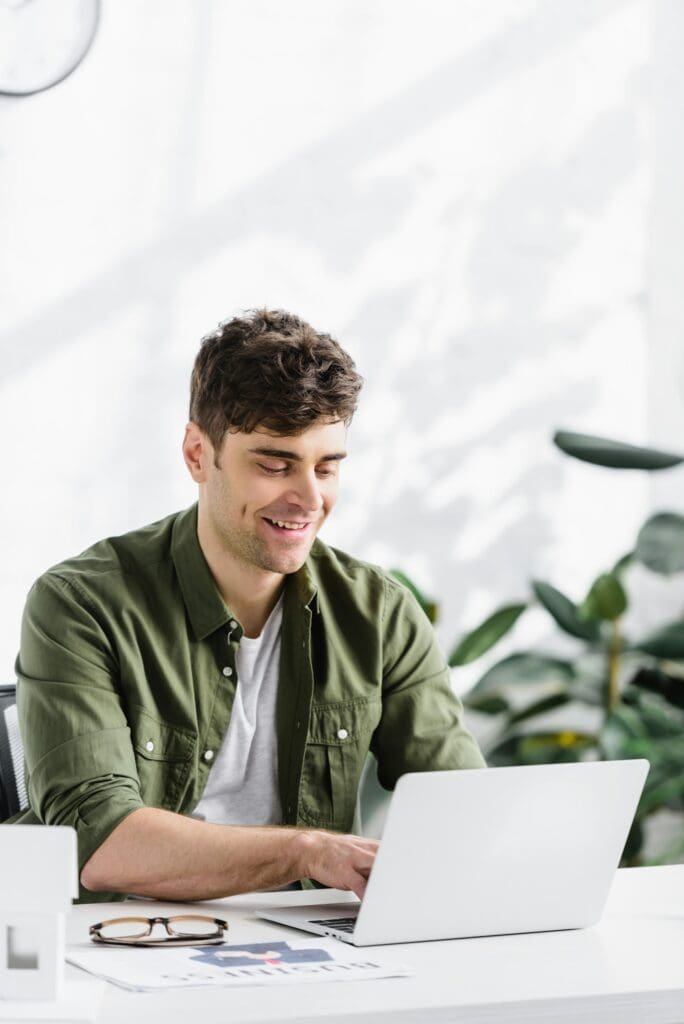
[271,520,307,530]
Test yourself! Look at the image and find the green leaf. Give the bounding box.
[389,569,439,624]
[486,731,596,766]
[632,621,684,659]
[578,573,627,621]
[532,580,601,640]
[506,691,572,726]
[599,705,648,760]
[629,667,684,711]
[638,774,684,817]
[463,694,510,715]
[611,551,635,580]
[466,652,576,699]
[635,513,684,575]
[448,603,527,666]
[553,431,684,470]
[627,695,684,740]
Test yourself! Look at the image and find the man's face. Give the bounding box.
[196,418,347,576]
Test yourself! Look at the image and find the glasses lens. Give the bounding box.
[167,916,224,938]
[98,918,151,940]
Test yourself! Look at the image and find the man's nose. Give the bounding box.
[287,471,323,512]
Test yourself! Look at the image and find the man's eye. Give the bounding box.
[258,463,288,475]
[316,467,336,478]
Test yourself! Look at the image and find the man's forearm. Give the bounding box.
[80,807,308,900]
[81,807,379,901]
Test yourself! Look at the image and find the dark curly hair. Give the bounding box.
[189,303,362,448]
[189,309,363,451]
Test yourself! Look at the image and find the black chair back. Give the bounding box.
[0,684,27,821]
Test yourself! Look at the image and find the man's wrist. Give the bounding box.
[287,827,317,881]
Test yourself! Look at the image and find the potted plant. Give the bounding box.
[393,431,684,865]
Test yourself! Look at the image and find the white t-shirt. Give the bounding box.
[191,595,283,826]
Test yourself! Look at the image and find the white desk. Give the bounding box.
[67,865,684,1024]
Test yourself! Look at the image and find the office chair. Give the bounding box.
[0,684,28,821]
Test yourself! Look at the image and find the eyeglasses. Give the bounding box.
[89,915,229,947]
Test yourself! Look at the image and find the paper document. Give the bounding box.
[68,939,411,990]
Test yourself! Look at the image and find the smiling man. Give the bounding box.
[13,309,485,904]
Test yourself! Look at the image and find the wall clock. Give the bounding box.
[0,0,100,96]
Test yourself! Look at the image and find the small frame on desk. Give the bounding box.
[0,824,78,1001]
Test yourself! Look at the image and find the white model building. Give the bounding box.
[0,825,78,1001]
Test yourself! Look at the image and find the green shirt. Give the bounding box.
[13,505,485,901]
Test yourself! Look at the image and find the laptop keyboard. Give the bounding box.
[310,917,357,933]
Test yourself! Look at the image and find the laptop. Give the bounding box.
[256,759,649,946]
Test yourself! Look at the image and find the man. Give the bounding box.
[13,309,485,904]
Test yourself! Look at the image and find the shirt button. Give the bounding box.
[222,666,233,677]
[145,740,155,752]
[204,749,214,762]
[337,728,348,740]
[229,620,238,629]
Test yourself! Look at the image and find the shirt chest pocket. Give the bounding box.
[130,707,196,812]
[299,697,381,831]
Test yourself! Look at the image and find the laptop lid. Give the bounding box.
[351,759,648,944]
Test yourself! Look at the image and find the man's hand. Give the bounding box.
[296,830,379,899]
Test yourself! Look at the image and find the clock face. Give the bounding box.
[0,0,100,96]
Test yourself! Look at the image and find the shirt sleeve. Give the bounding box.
[15,572,144,887]
[371,576,486,789]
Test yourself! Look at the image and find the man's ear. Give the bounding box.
[182,422,212,483]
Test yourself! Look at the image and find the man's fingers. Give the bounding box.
[347,835,379,850]
[353,877,367,900]
[352,851,375,876]
[302,829,380,894]
[347,869,368,900]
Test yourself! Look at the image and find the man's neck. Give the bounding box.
[196,516,284,639]
[229,589,283,639]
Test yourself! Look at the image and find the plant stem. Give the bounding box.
[608,617,621,711]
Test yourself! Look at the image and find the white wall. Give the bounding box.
[2,0,680,685]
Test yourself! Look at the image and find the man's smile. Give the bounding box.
[262,517,315,537]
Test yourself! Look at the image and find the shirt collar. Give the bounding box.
[291,551,318,612]
[171,504,231,641]
[171,504,319,641]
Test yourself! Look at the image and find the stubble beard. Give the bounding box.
[207,468,320,575]
[216,515,313,576]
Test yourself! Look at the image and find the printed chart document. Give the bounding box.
[68,939,412,990]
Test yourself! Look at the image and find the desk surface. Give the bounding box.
[67,865,684,1024]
